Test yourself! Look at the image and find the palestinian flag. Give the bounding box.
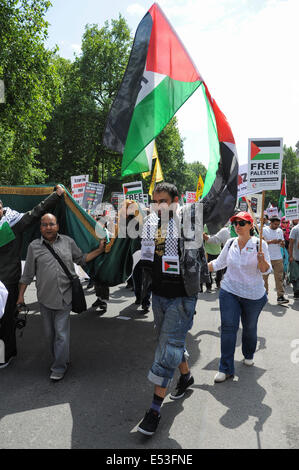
[123,181,143,197]
[103,3,202,177]
[278,176,286,216]
[250,139,281,160]
[201,82,239,233]
[162,257,180,275]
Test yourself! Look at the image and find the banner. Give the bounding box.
[82,182,105,211]
[71,175,89,206]
[285,200,299,221]
[247,138,283,192]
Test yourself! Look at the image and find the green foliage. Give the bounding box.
[38,17,132,192]
[0,0,62,184]
[1,5,208,197]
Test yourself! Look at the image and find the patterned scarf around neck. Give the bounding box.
[142,211,180,257]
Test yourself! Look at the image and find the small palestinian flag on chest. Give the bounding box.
[162,256,180,275]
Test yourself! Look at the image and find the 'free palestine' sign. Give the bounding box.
[247,138,283,192]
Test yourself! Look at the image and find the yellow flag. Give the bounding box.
[195,174,204,201]
[149,156,164,196]
[142,142,159,178]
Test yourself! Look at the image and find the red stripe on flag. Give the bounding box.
[147,4,202,83]
[203,82,235,144]
[250,142,261,160]
[280,177,286,197]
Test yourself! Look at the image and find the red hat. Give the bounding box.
[230,211,253,223]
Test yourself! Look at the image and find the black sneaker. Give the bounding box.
[277,296,289,304]
[137,409,161,436]
[170,374,194,400]
[92,298,107,309]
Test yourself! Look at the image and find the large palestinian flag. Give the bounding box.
[200,83,239,233]
[103,3,202,177]
[103,2,238,233]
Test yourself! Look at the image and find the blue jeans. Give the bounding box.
[148,294,197,388]
[218,289,267,375]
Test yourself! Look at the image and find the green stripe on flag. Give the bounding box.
[122,77,201,176]
[201,85,220,198]
[252,153,280,160]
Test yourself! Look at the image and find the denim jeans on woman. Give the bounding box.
[218,288,267,375]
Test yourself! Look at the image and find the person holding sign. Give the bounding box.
[208,212,271,383]
[262,216,289,304]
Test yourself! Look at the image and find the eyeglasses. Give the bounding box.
[41,222,57,227]
[232,220,250,227]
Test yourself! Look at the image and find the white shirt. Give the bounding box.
[212,236,271,300]
[262,226,284,260]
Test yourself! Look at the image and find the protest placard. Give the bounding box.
[285,200,299,221]
[123,181,143,201]
[71,175,89,206]
[186,191,197,204]
[266,206,279,219]
[82,182,105,211]
[247,138,283,192]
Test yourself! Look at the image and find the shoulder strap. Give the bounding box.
[228,238,235,250]
[43,241,74,281]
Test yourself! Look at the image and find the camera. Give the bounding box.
[15,303,29,330]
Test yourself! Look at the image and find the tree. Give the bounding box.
[0,0,62,184]
[38,17,132,191]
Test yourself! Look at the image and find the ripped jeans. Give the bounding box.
[148,294,197,388]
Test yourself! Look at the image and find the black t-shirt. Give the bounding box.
[151,222,187,298]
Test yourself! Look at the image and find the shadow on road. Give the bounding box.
[194,359,272,449]
[0,294,202,449]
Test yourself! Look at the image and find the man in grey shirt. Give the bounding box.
[17,213,105,381]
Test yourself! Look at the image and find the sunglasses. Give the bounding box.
[232,220,250,227]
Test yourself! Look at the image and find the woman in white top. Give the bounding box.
[208,212,271,383]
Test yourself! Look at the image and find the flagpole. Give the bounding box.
[259,191,266,252]
[245,197,259,234]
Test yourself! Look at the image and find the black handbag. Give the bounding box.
[43,242,87,314]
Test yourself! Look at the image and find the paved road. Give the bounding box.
[1,276,299,449]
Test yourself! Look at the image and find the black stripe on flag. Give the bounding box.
[203,142,238,234]
[102,12,153,154]
[124,182,142,189]
[252,140,281,147]
[165,260,177,266]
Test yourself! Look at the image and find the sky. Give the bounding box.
[45,0,299,169]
